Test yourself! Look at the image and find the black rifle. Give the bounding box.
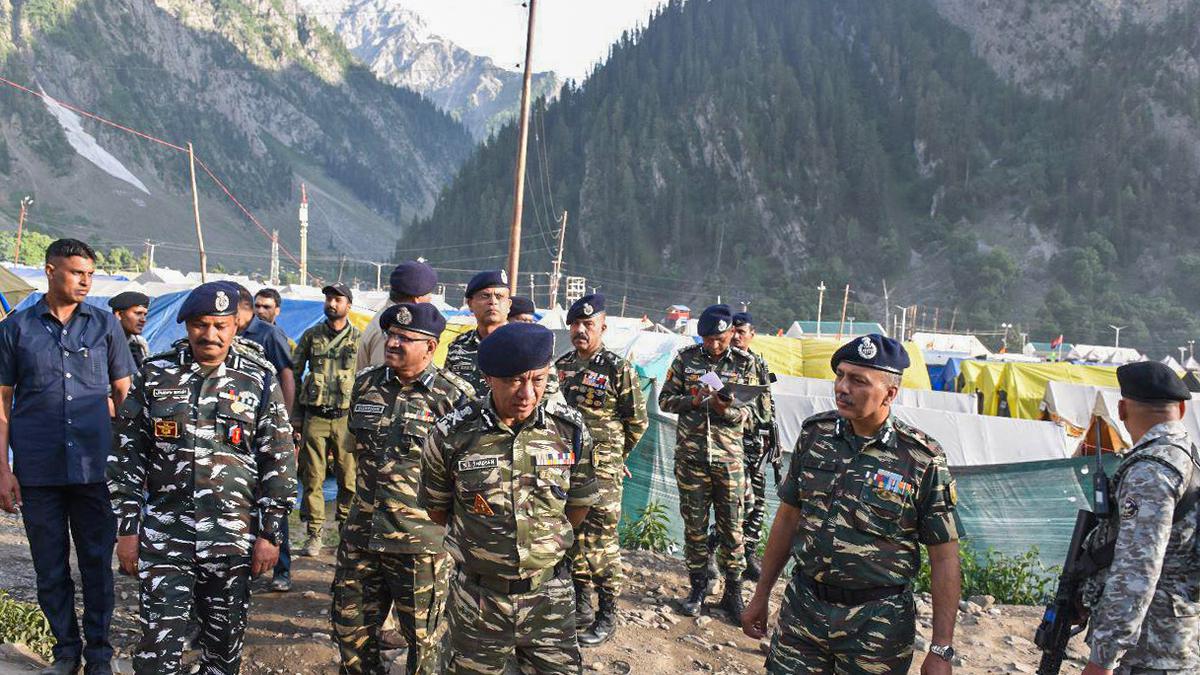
[1033,425,1111,674]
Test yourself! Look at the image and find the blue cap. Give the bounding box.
[567,293,605,323]
[831,334,910,375]
[176,282,239,323]
[1118,361,1190,403]
[732,311,753,327]
[380,302,446,338]
[465,270,509,298]
[508,296,536,318]
[477,322,554,377]
[389,261,438,297]
[697,304,734,337]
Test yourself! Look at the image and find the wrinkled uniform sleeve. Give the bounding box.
[1089,461,1181,669]
[567,421,599,507]
[617,358,648,458]
[657,355,693,414]
[777,426,812,508]
[916,453,961,546]
[254,377,297,543]
[104,313,136,382]
[108,371,151,536]
[291,329,311,380]
[356,313,383,372]
[419,424,452,513]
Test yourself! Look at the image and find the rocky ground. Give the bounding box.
[0,510,1091,674]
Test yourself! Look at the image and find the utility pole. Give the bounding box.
[621,294,627,317]
[547,210,568,309]
[816,281,826,338]
[143,239,156,271]
[299,184,310,286]
[1109,324,1126,349]
[881,279,890,337]
[269,230,280,285]
[1180,346,1188,363]
[837,284,849,341]
[1190,340,1195,361]
[950,307,958,333]
[933,307,940,333]
[505,0,538,294]
[896,306,909,342]
[371,262,384,291]
[12,195,32,265]
[187,142,207,282]
[529,273,535,301]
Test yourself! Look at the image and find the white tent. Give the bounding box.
[910,332,991,365]
[772,375,978,414]
[1041,381,1121,435]
[1162,356,1186,373]
[1067,344,1142,365]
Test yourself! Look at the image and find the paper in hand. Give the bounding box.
[699,372,724,391]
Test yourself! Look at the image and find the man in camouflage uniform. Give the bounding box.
[729,311,776,581]
[332,303,473,675]
[658,304,758,622]
[108,281,296,675]
[444,270,510,396]
[742,334,962,674]
[292,283,361,556]
[420,322,598,674]
[357,261,438,371]
[555,294,648,645]
[1081,361,1200,675]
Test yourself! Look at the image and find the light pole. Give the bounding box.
[1000,322,1012,352]
[848,316,855,337]
[1180,346,1188,364]
[1108,325,1126,349]
[895,305,910,341]
[816,281,826,338]
[1190,340,1195,362]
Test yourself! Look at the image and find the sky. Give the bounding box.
[400,0,668,81]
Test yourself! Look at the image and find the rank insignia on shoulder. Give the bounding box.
[472,493,495,517]
[154,420,180,438]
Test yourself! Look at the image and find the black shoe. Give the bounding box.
[680,572,709,617]
[579,588,617,646]
[718,574,745,625]
[39,660,81,675]
[573,580,595,631]
[270,575,292,592]
[743,552,762,582]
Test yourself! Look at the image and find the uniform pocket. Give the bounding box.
[852,483,903,537]
[216,400,256,453]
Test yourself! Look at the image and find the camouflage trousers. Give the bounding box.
[766,574,915,674]
[742,439,766,550]
[331,543,449,675]
[441,566,580,674]
[675,455,745,577]
[300,413,356,535]
[134,554,252,675]
[570,476,624,595]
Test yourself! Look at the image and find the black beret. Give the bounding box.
[508,296,536,318]
[567,293,605,323]
[697,304,734,337]
[831,334,910,375]
[477,322,554,377]
[1118,361,1190,403]
[322,282,353,303]
[176,281,239,323]
[108,291,150,311]
[732,311,752,327]
[465,270,509,298]
[380,302,446,338]
[389,261,438,297]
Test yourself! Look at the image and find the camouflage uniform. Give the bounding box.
[293,320,362,534]
[765,411,960,673]
[556,348,648,597]
[444,329,487,397]
[331,363,473,675]
[128,333,151,366]
[419,398,599,673]
[1083,421,1200,672]
[741,348,775,553]
[657,344,758,577]
[108,339,296,674]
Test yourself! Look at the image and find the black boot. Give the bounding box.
[718,574,745,625]
[743,551,762,582]
[680,572,709,617]
[579,587,617,646]
[574,580,595,631]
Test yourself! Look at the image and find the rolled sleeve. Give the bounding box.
[916,455,962,546]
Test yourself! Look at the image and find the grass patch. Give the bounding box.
[0,592,54,661]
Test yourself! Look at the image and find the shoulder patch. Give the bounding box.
[801,410,839,429]
[438,368,476,399]
[355,364,388,382]
[893,419,943,458]
[435,401,480,436]
[546,398,585,428]
[679,343,702,354]
[554,351,573,367]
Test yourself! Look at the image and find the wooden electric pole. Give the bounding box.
[187,142,207,282]
[12,196,31,265]
[547,210,567,308]
[837,284,850,341]
[506,0,538,294]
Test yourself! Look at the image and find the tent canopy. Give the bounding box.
[993,362,1119,419]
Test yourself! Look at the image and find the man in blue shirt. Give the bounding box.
[0,239,137,675]
[233,283,298,592]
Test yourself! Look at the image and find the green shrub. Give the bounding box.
[914,543,1059,606]
[0,592,54,660]
[618,501,675,553]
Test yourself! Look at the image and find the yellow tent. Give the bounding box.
[752,335,932,390]
[992,362,1118,419]
[957,361,1007,413]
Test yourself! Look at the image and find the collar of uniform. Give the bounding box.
[479,395,546,432]
[180,345,231,377]
[701,345,734,365]
[837,413,898,450]
[322,319,351,337]
[35,296,97,325]
[1132,420,1189,450]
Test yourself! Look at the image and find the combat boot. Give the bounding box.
[579,587,617,646]
[574,580,595,631]
[743,551,762,582]
[718,573,745,625]
[680,572,709,617]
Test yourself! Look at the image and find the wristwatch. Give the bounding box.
[929,644,956,662]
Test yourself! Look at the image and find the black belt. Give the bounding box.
[307,405,348,419]
[802,575,906,606]
[459,558,569,595]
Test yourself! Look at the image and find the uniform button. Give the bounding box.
[63,351,70,357]
[66,395,73,401]
[65,373,72,379]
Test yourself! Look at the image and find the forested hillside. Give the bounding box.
[402,0,1200,353]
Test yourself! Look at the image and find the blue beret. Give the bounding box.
[389,261,438,297]
[176,281,239,323]
[567,293,605,323]
[108,291,150,311]
[732,311,752,327]
[465,270,509,298]
[1118,361,1190,403]
[477,322,554,377]
[380,302,446,338]
[831,334,910,375]
[508,296,536,317]
[697,304,734,337]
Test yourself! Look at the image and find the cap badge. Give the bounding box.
[717,319,729,332]
[214,291,230,312]
[499,270,508,284]
[397,306,413,325]
[582,303,593,316]
[857,336,877,360]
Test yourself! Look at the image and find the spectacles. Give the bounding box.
[386,333,433,344]
[474,291,509,302]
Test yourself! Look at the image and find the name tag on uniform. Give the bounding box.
[154,420,180,438]
[153,388,189,400]
[403,410,436,422]
[458,457,497,472]
[354,403,386,416]
[535,451,575,467]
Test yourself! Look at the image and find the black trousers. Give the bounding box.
[21,482,116,665]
